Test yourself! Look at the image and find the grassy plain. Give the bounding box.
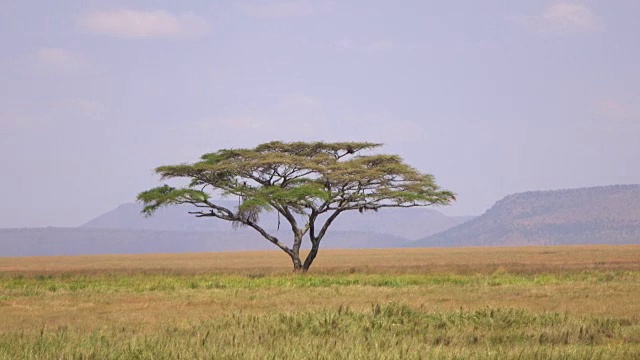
[1,245,640,359]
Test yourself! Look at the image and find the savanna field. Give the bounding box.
[1,245,640,359]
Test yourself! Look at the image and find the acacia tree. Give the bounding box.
[137,141,455,271]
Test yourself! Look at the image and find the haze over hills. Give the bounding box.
[81,202,472,240]
[413,185,640,248]
[0,228,410,257]
[0,203,471,257]
[4,184,640,257]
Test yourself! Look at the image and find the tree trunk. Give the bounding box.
[291,233,304,272]
[292,255,304,272]
[302,240,320,271]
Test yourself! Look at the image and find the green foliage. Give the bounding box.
[137,141,456,270]
[139,141,453,214]
[136,185,209,217]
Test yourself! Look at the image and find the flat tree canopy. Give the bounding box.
[138,141,455,271]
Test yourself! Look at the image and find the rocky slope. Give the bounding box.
[413,185,640,247]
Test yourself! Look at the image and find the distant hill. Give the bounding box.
[0,228,410,257]
[81,202,472,240]
[81,202,238,232]
[413,185,640,247]
[5,185,640,257]
[1,203,471,257]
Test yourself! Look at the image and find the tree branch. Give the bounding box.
[242,219,293,256]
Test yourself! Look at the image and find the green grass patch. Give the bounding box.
[1,270,638,297]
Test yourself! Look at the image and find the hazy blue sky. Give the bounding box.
[1,1,639,227]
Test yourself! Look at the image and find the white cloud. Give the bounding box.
[238,1,332,19]
[509,3,602,34]
[36,48,84,68]
[334,38,395,54]
[0,111,49,131]
[595,98,640,121]
[192,94,424,145]
[1,98,104,132]
[597,99,626,118]
[80,9,211,39]
[334,38,355,51]
[341,113,427,143]
[275,94,321,111]
[578,98,640,140]
[0,112,22,131]
[366,40,394,54]
[203,117,264,131]
[193,94,327,142]
[55,98,103,116]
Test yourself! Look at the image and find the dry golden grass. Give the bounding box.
[1,245,639,359]
[2,244,639,275]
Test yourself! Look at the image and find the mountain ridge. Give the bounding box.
[0,227,413,257]
[1,202,471,257]
[81,202,472,241]
[413,184,640,247]
[4,184,640,257]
